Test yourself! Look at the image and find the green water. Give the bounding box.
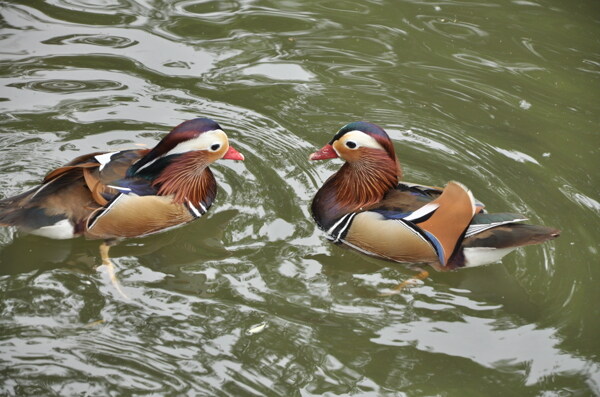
[1,0,599,395]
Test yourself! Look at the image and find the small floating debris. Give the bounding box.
[519,99,532,110]
[84,319,105,328]
[245,321,268,336]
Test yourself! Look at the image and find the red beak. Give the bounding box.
[309,144,338,160]
[222,145,244,161]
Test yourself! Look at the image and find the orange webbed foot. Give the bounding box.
[99,241,130,300]
[379,269,430,296]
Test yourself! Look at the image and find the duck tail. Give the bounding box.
[448,222,560,269]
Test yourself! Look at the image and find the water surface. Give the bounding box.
[1,0,599,395]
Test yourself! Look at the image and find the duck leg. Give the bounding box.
[380,269,429,296]
[99,240,129,300]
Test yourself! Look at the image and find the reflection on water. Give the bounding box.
[1,0,599,395]
[241,63,315,82]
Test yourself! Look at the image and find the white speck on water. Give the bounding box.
[494,147,540,164]
[519,100,532,110]
[245,321,268,336]
[542,152,551,157]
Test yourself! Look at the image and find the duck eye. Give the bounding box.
[345,140,357,149]
[210,143,221,151]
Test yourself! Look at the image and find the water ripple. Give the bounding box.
[1,4,226,78]
[372,314,600,387]
[43,33,137,48]
[453,53,545,74]
[9,79,125,94]
[417,14,489,40]
[46,0,133,13]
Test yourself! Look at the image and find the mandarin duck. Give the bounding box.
[0,117,243,240]
[0,118,244,295]
[310,122,560,276]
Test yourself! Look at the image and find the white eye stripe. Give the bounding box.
[135,130,228,175]
[165,129,227,156]
[339,130,384,150]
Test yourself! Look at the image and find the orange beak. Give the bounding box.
[222,145,245,161]
[309,144,338,160]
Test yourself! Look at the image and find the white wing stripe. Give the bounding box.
[465,218,528,238]
[333,213,356,242]
[107,185,131,192]
[95,152,119,171]
[403,203,439,222]
[187,200,202,217]
[327,213,353,236]
[327,213,357,243]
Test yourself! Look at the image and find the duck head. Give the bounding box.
[126,117,244,206]
[310,121,394,160]
[127,117,244,178]
[310,122,401,226]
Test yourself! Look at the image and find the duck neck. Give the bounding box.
[312,151,399,229]
[150,151,217,206]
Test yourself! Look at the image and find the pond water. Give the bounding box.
[1,0,599,395]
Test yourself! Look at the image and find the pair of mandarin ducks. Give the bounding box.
[0,118,559,272]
